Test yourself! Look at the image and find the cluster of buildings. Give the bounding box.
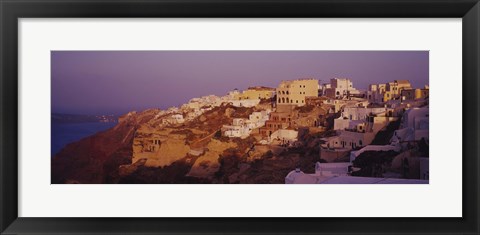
[162,114,185,125]
[180,95,223,121]
[134,75,429,183]
[319,103,399,161]
[156,87,276,127]
[257,79,326,144]
[225,86,275,107]
[275,79,429,183]
[221,110,271,138]
[366,80,429,103]
[286,104,429,184]
[218,78,429,150]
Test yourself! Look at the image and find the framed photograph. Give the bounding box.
[1,0,479,234]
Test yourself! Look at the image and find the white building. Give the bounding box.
[222,118,251,138]
[324,78,360,99]
[285,162,428,184]
[314,162,352,176]
[183,95,223,111]
[228,99,260,108]
[334,106,387,131]
[270,129,298,144]
[162,114,185,125]
[245,110,270,129]
[222,125,251,138]
[391,106,429,143]
[285,168,305,184]
[321,130,375,150]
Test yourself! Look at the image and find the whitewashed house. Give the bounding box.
[162,114,185,125]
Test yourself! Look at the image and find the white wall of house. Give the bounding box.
[270,129,298,141]
[223,125,251,138]
[322,131,375,150]
[341,107,386,121]
[229,99,260,107]
[314,162,352,176]
[162,114,185,124]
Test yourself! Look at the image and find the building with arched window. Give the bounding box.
[276,79,319,106]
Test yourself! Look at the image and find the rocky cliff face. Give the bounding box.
[52,102,330,184]
[52,114,137,183]
[187,139,238,179]
[51,104,262,183]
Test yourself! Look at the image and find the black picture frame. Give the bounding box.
[1,0,479,234]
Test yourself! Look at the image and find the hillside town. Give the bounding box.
[104,77,429,184]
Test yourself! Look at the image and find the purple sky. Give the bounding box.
[51,51,428,115]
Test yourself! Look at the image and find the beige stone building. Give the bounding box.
[401,87,429,101]
[238,86,275,100]
[276,79,319,106]
[368,80,413,102]
[383,80,413,102]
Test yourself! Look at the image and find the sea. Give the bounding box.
[51,122,117,157]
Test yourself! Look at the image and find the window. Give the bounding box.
[296,100,299,103]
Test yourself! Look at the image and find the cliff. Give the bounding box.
[51,110,153,183]
[51,101,333,184]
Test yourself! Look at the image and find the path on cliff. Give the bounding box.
[190,129,220,149]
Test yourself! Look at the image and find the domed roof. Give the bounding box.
[285,169,304,184]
